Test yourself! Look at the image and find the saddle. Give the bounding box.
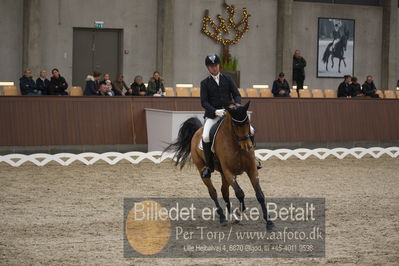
[199,117,224,153]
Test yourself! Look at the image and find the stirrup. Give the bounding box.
[201,166,212,179]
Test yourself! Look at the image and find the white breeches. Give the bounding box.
[202,117,255,143]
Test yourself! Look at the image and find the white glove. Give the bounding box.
[215,109,226,117]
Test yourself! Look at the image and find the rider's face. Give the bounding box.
[207,64,220,76]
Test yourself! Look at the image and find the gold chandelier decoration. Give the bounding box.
[201,1,251,46]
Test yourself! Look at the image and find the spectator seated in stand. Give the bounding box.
[84,71,101,96]
[96,83,109,96]
[147,71,165,96]
[127,75,147,96]
[349,76,364,97]
[100,73,110,85]
[48,68,68,95]
[272,72,291,97]
[105,80,114,96]
[19,69,40,95]
[35,70,50,95]
[100,73,116,95]
[337,75,352,98]
[113,75,129,96]
[362,75,379,98]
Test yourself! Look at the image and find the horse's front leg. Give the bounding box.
[247,167,275,230]
[331,57,334,68]
[221,174,231,215]
[201,177,227,225]
[325,57,329,71]
[232,177,246,213]
[223,170,247,221]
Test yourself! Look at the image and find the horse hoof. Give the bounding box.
[266,221,275,231]
[234,208,246,219]
[219,214,227,223]
[227,213,239,224]
[220,219,228,226]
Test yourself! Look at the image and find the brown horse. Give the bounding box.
[164,102,274,230]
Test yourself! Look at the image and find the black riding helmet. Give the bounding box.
[205,54,221,67]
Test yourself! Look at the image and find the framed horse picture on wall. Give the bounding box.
[317,18,355,78]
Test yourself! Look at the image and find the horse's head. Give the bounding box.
[226,101,253,151]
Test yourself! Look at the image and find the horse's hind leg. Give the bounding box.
[193,145,227,225]
[338,59,341,73]
[247,168,275,230]
[201,177,227,225]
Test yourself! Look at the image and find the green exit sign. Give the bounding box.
[95,21,104,29]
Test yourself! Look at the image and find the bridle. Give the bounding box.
[230,114,251,142]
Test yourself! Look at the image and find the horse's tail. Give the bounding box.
[163,117,202,169]
[322,43,332,63]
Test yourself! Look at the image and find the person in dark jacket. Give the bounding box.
[48,68,68,95]
[96,83,109,96]
[272,72,291,97]
[200,54,259,178]
[113,75,128,96]
[337,75,352,98]
[35,70,50,95]
[100,73,116,95]
[19,69,39,95]
[127,75,147,96]
[84,71,101,96]
[362,75,379,98]
[147,71,165,96]
[292,50,306,91]
[349,76,363,97]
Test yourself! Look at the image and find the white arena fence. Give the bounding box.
[0,147,398,167]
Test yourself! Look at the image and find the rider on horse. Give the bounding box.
[200,54,260,179]
[330,23,341,53]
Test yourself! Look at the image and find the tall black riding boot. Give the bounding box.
[202,141,213,178]
[250,135,262,170]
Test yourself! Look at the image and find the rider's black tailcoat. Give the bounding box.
[200,74,241,119]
